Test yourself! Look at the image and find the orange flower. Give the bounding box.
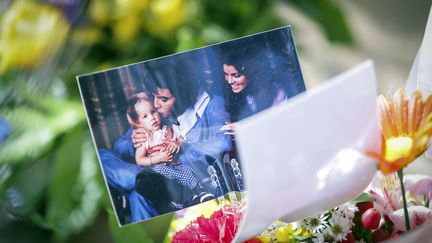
[367,89,432,174]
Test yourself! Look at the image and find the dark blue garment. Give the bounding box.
[99,149,158,222]
[177,96,232,194]
[113,128,135,162]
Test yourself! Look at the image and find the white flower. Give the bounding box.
[336,203,358,220]
[312,233,324,243]
[321,228,336,243]
[328,216,351,242]
[301,214,328,233]
[332,206,356,228]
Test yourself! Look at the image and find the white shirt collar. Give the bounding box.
[194,90,210,117]
[176,90,210,138]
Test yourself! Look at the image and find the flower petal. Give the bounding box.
[392,89,409,135]
[388,206,432,232]
[408,91,424,135]
[421,95,432,127]
[378,95,398,138]
[404,174,432,196]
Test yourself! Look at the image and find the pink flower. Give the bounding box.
[369,173,432,232]
[388,206,432,232]
[369,173,403,215]
[404,174,432,197]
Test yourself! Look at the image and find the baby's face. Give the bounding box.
[134,101,161,132]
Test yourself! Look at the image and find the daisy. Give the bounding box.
[312,233,324,243]
[301,214,328,233]
[321,228,336,243]
[327,216,350,242]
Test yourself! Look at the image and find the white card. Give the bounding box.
[234,60,380,241]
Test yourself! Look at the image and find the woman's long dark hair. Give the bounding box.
[219,40,278,121]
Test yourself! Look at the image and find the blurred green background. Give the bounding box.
[0,0,431,242]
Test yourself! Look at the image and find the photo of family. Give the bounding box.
[77,26,306,225]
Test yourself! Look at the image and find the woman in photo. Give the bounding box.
[219,45,288,133]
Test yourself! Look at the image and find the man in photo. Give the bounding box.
[100,55,232,222]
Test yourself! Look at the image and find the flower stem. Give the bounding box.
[397,169,411,231]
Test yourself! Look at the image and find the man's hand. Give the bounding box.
[131,128,150,148]
[166,142,180,154]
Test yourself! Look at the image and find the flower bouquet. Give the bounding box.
[166,88,432,243]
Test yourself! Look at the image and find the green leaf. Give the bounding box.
[1,158,50,215]
[291,0,353,44]
[294,235,313,242]
[45,127,82,238]
[351,192,373,204]
[200,24,234,44]
[0,99,85,164]
[176,27,200,53]
[46,129,102,240]
[107,209,153,243]
[141,213,174,243]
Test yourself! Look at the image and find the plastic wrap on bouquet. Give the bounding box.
[234,60,380,241]
[406,6,432,158]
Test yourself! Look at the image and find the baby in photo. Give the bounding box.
[126,92,214,207]
[127,92,180,167]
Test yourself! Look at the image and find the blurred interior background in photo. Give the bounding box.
[0,0,431,242]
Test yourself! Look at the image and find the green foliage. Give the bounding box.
[107,208,174,243]
[351,192,374,204]
[46,129,102,241]
[291,0,353,44]
[107,209,153,243]
[0,98,85,164]
[352,212,373,243]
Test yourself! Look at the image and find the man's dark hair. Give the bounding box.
[144,56,201,119]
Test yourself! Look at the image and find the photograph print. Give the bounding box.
[77,26,306,225]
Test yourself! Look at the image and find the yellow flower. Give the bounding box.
[116,0,149,14]
[112,15,141,43]
[88,0,111,26]
[71,27,103,46]
[143,0,186,35]
[255,235,271,243]
[170,199,219,232]
[276,226,294,242]
[0,1,69,73]
[367,89,432,174]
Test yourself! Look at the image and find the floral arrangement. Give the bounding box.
[172,206,243,243]
[168,88,432,243]
[169,173,432,243]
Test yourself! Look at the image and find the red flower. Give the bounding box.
[172,207,243,243]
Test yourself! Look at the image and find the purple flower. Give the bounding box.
[48,0,85,24]
[0,119,10,145]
